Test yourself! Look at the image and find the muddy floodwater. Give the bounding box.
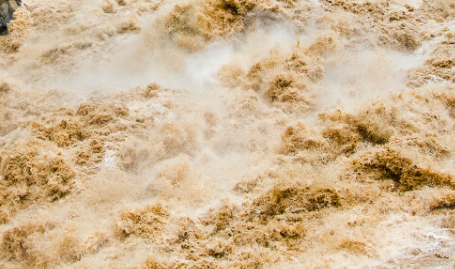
[0,0,455,268]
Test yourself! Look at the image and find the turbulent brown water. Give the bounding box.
[0,0,455,268]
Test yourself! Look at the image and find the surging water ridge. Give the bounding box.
[0,0,455,268]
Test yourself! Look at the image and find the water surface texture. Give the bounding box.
[0,0,455,268]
